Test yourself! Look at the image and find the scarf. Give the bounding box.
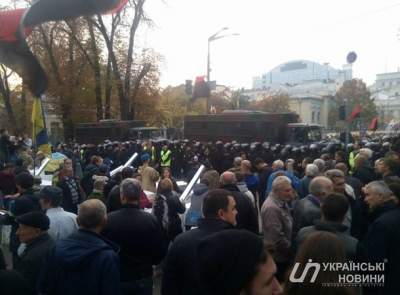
[65,177,79,204]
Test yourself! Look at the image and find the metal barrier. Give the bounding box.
[110,152,138,177]
[179,165,205,203]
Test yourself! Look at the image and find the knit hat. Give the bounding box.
[141,153,150,162]
[16,211,50,230]
[196,229,264,295]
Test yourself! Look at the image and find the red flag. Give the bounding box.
[0,9,32,42]
[0,9,47,97]
[369,117,378,131]
[106,0,129,14]
[348,105,361,121]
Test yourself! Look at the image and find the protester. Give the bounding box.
[57,160,84,214]
[139,154,159,193]
[38,186,78,240]
[15,211,54,293]
[153,178,185,242]
[297,164,319,199]
[102,179,167,295]
[162,189,237,295]
[284,232,358,295]
[261,176,295,281]
[38,199,121,295]
[220,171,258,233]
[296,193,358,260]
[185,169,220,228]
[196,229,283,295]
[293,176,333,235]
[358,181,400,295]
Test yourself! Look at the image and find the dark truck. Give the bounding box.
[74,120,177,144]
[74,120,145,144]
[184,110,322,144]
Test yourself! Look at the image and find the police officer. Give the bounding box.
[160,143,172,169]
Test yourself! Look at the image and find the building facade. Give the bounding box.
[248,60,349,128]
[253,60,351,90]
[370,71,400,127]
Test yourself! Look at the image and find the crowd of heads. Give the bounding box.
[2,129,400,295]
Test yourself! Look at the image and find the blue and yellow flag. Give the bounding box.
[32,96,51,155]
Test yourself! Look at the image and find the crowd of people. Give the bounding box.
[1,127,400,295]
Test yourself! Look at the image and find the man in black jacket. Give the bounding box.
[359,181,400,295]
[162,189,237,295]
[37,199,121,295]
[15,211,54,294]
[102,178,167,295]
[219,171,259,233]
[2,172,41,267]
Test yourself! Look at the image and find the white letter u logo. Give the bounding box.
[289,259,320,283]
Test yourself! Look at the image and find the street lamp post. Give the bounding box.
[206,27,238,113]
[344,51,357,154]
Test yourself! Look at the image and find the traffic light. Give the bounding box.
[339,105,346,120]
[192,76,210,100]
[185,80,193,96]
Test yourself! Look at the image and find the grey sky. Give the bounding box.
[140,0,400,89]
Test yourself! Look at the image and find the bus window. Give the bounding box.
[308,128,322,142]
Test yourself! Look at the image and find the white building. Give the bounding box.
[370,72,400,126]
[248,60,349,128]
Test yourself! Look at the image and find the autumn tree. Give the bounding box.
[250,93,290,113]
[0,66,18,132]
[329,79,377,129]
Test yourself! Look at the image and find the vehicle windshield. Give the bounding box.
[289,126,322,143]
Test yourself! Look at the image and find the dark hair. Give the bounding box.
[39,186,63,207]
[202,189,232,218]
[321,193,349,223]
[242,246,270,294]
[335,151,346,161]
[254,158,265,166]
[383,157,399,173]
[157,178,173,195]
[121,166,135,179]
[388,182,400,202]
[15,172,34,190]
[161,167,172,178]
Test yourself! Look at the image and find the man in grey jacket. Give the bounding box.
[261,175,295,280]
[293,176,333,236]
[296,193,358,260]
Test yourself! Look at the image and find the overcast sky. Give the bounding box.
[137,0,400,89]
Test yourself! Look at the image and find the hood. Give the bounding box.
[55,230,117,270]
[193,183,208,195]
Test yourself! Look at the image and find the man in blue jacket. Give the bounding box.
[37,199,121,295]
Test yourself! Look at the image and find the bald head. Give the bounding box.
[309,176,333,200]
[220,171,237,185]
[77,199,107,232]
[240,160,252,173]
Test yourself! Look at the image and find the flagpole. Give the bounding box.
[32,96,37,177]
